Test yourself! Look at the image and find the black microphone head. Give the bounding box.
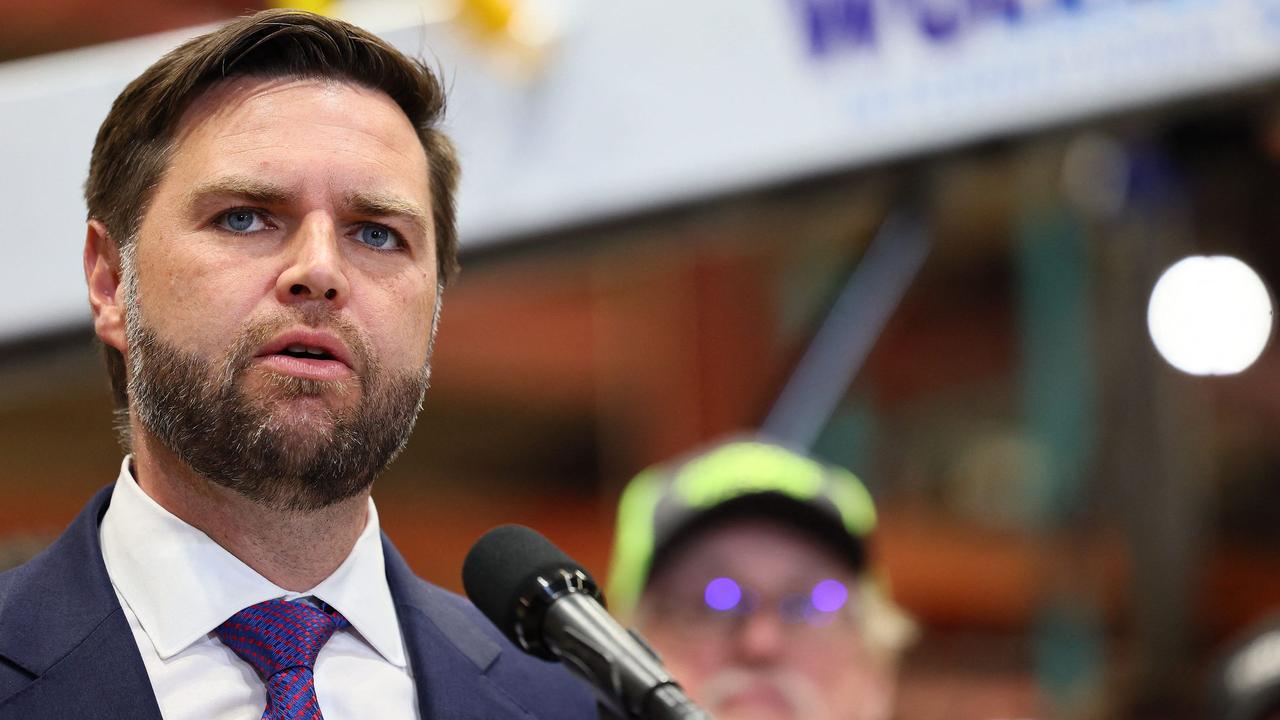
[463,524,599,657]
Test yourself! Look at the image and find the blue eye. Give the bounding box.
[219,209,267,233]
[356,224,399,250]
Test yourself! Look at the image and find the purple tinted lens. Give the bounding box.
[810,579,848,613]
[704,577,743,611]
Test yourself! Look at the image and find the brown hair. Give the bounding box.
[85,8,460,410]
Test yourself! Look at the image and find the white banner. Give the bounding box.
[3,0,1280,341]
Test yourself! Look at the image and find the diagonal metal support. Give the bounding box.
[761,200,933,450]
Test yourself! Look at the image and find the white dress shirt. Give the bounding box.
[99,457,420,720]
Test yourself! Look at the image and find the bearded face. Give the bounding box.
[635,520,897,720]
[122,265,432,512]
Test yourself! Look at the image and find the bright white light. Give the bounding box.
[1147,256,1273,376]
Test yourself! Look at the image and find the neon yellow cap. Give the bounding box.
[606,436,877,619]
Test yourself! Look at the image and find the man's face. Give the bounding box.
[117,76,439,510]
[636,519,895,720]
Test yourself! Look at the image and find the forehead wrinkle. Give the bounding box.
[203,83,422,154]
[212,115,419,157]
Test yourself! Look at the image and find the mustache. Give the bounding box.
[698,667,826,719]
[221,306,374,381]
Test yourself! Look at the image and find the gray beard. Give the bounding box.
[123,302,430,513]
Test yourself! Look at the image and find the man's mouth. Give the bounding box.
[276,343,337,361]
[254,330,357,382]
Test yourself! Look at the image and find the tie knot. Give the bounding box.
[215,599,349,680]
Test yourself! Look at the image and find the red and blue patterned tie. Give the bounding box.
[215,598,349,720]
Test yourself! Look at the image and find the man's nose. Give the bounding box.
[733,611,787,664]
[275,215,350,307]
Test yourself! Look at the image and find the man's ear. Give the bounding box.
[84,219,127,353]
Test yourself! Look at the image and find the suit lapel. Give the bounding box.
[0,487,162,720]
[382,538,539,720]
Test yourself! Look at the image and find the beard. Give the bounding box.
[697,665,893,720]
[697,668,830,720]
[124,297,430,513]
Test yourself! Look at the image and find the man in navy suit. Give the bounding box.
[0,9,595,719]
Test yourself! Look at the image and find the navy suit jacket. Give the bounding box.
[0,486,598,719]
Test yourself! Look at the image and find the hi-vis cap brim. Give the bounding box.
[605,436,877,619]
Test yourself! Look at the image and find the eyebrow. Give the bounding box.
[186,176,294,208]
[185,176,432,239]
[346,191,432,241]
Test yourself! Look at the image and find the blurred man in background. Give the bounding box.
[608,437,915,720]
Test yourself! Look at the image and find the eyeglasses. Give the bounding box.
[644,576,860,642]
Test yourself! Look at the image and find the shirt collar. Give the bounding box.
[99,456,407,667]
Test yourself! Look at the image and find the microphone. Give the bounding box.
[462,525,712,720]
